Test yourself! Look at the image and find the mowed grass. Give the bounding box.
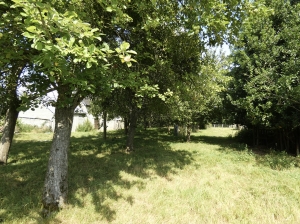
[1,128,300,224]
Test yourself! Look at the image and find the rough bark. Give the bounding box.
[42,97,75,215]
[0,101,19,164]
[126,108,138,152]
[0,65,23,165]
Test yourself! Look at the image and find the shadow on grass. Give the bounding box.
[192,131,300,170]
[0,129,194,223]
[192,135,235,146]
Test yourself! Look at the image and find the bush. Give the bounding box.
[76,119,94,132]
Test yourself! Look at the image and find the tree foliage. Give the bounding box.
[226,0,300,154]
[1,0,247,215]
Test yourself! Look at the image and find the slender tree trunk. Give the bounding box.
[143,114,147,130]
[126,108,138,151]
[124,116,129,135]
[42,95,75,215]
[186,125,191,142]
[0,65,23,165]
[94,117,100,130]
[103,111,107,140]
[0,100,20,164]
[174,123,179,136]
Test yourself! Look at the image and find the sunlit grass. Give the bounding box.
[1,128,300,223]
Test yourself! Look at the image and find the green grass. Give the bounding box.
[1,128,300,223]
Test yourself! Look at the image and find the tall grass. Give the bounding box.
[0,128,299,223]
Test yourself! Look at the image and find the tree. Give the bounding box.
[97,0,245,149]
[226,0,300,154]
[0,0,37,164]
[2,0,246,215]
[11,0,136,214]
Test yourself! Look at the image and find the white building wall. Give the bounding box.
[18,106,55,130]
[18,104,124,132]
[99,118,124,131]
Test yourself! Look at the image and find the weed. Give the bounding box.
[75,119,94,132]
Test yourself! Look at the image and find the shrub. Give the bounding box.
[76,119,94,132]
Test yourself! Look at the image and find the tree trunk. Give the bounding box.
[42,101,75,215]
[143,114,147,130]
[126,108,138,151]
[103,111,107,140]
[0,99,20,164]
[174,124,178,136]
[94,117,100,130]
[0,65,23,165]
[186,126,191,142]
[124,116,129,135]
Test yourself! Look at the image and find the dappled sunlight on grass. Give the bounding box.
[1,128,300,223]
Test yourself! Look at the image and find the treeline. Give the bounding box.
[225,0,300,155]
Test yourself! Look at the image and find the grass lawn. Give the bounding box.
[1,127,300,224]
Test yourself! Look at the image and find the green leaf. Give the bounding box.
[91,28,99,33]
[26,26,36,33]
[49,76,55,82]
[22,32,35,39]
[106,7,113,12]
[127,50,137,54]
[124,55,131,62]
[88,44,95,53]
[126,61,132,67]
[86,61,92,68]
[69,37,75,46]
[120,42,130,51]
[36,42,43,50]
